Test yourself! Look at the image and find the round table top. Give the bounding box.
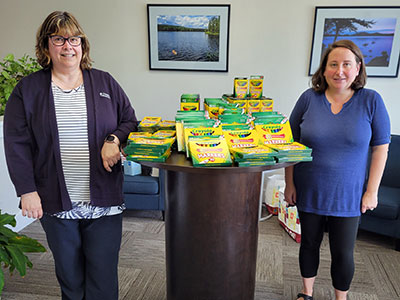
[140,152,295,174]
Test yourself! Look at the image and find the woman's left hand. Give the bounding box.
[361,190,378,213]
[101,142,121,172]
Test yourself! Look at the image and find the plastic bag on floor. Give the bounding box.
[264,174,285,215]
[278,187,301,243]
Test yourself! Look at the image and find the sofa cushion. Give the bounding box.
[123,175,159,195]
[364,186,400,220]
[381,135,400,188]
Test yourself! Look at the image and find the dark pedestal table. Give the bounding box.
[143,153,293,300]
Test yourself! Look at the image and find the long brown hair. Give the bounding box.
[312,39,366,92]
[35,11,92,69]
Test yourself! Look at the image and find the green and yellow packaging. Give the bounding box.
[184,124,222,157]
[152,130,176,138]
[234,77,248,99]
[204,98,225,119]
[247,99,260,114]
[188,136,232,167]
[180,94,200,111]
[175,111,206,152]
[255,122,294,145]
[249,75,264,99]
[260,98,273,112]
[158,120,176,130]
[223,129,259,149]
[138,117,162,132]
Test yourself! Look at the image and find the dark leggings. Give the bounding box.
[299,211,360,291]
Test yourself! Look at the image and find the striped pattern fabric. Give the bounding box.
[51,82,123,219]
[52,82,91,203]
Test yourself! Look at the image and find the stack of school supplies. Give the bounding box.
[124,131,175,162]
[267,142,313,163]
[252,112,287,124]
[152,130,176,139]
[157,120,176,131]
[229,145,277,167]
[175,110,208,152]
[138,116,162,133]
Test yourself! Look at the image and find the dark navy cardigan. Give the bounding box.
[4,68,137,213]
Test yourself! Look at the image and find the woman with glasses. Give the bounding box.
[4,11,137,300]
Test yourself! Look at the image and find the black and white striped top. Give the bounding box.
[51,82,123,219]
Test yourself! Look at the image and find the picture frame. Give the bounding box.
[147,4,230,72]
[308,6,400,77]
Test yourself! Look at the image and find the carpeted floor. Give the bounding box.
[3,210,400,300]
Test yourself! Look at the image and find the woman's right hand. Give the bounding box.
[21,191,43,219]
[284,166,297,206]
[284,183,297,206]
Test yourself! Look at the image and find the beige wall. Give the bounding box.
[1,0,399,131]
[1,0,400,228]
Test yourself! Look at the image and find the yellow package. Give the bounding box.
[204,101,220,119]
[152,130,176,138]
[158,120,176,129]
[180,94,200,111]
[249,75,264,99]
[226,98,247,113]
[128,131,153,141]
[247,99,260,114]
[260,98,273,112]
[188,136,232,167]
[139,116,162,127]
[175,121,184,152]
[268,142,310,152]
[127,137,175,147]
[234,77,248,99]
[223,129,259,149]
[180,102,200,111]
[184,126,223,157]
[255,122,293,145]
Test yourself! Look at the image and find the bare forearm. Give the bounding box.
[285,165,294,186]
[366,144,389,194]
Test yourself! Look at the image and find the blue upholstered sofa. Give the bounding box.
[123,167,165,219]
[359,134,400,251]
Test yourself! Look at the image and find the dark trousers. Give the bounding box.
[40,213,123,300]
[298,211,360,291]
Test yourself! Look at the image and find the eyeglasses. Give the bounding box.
[49,35,82,46]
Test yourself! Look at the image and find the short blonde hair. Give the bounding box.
[35,11,92,69]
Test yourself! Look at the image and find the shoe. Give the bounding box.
[297,293,313,300]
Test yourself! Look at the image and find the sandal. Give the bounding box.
[297,293,313,300]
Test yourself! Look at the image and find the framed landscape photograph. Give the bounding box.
[309,6,400,77]
[147,4,230,72]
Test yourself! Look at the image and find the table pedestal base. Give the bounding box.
[165,170,262,300]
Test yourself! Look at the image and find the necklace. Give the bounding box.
[52,82,83,93]
[51,70,83,91]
